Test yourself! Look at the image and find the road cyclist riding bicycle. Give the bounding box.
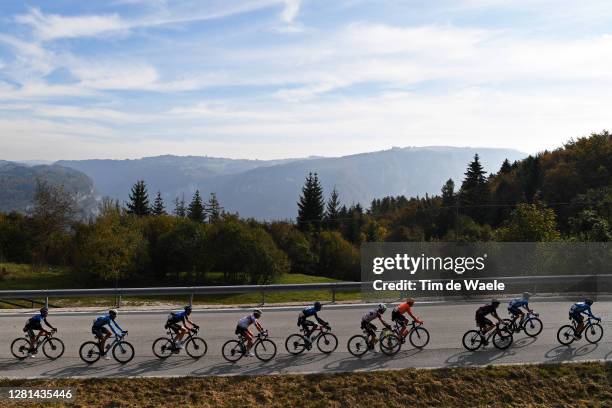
[91,309,127,360]
[236,309,264,357]
[475,299,503,345]
[298,301,329,342]
[165,305,199,349]
[507,292,533,330]
[391,298,423,337]
[23,307,57,358]
[569,299,601,340]
[361,303,392,350]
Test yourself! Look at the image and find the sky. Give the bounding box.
[0,0,611,161]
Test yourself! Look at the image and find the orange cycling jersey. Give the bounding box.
[396,302,412,314]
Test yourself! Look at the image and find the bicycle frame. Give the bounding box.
[572,317,597,334]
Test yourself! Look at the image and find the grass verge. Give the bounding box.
[0,263,359,308]
[0,362,610,407]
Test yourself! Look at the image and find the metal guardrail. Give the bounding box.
[0,274,610,308]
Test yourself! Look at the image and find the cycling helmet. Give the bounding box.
[377,303,387,313]
[40,307,48,316]
[406,298,415,305]
[522,292,532,300]
[184,305,192,314]
[585,299,593,306]
[491,299,500,308]
[314,301,322,311]
[109,309,118,318]
[253,309,262,318]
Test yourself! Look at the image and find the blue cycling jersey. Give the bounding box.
[168,310,187,322]
[93,314,124,336]
[302,306,318,318]
[29,313,44,323]
[570,302,595,317]
[509,298,528,309]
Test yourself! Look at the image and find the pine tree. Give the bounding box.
[500,159,512,174]
[297,172,324,231]
[152,191,166,216]
[206,192,221,223]
[187,190,205,223]
[126,180,150,216]
[459,154,489,223]
[173,195,186,217]
[324,187,341,229]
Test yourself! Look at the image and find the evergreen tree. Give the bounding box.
[187,190,205,223]
[324,187,341,229]
[459,154,489,223]
[500,159,512,174]
[151,191,166,216]
[207,192,222,223]
[297,172,324,231]
[126,180,150,217]
[173,195,186,217]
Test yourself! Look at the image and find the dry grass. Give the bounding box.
[0,362,610,407]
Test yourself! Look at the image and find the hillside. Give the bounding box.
[58,147,525,219]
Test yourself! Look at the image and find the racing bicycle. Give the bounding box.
[462,322,513,351]
[152,327,208,359]
[285,324,338,355]
[79,331,135,364]
[347,325,401,357]
[503,311,543,337]
[386,319,430,350]
[222,330,277,362]
[557,316,603,345]
[11,329,65,360]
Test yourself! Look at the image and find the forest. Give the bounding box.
[0,132,609,286]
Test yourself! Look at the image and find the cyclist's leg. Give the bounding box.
[572,313,584,336]
[98,327,111,352]
[176,324,187,342]
[244,329,254,351]
[26,326,36,349]
[302,319,316,338]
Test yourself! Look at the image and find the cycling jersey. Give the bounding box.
[508,298,528,309]
[395,302,412,314]
[570,302,595,318]
[238,314,257,329]
[93,314,124,336]
[168,310,188,323]
[476,304,497,316]
[302,306,318,318]
[28,313,44,324]
[362,309,380,323]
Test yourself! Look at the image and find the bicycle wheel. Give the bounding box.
[112,341,135,364]
[152,337,174,359]
[222,339,245,362]
[462,330,483,351]
[185,337,208,359]
[584,323,603,344]
[317,332,338,354]
[255,339,277,362]
[409,327,430,349]
[492,331,513,350]
[42,337,65,359]
[10,338,31,360]
[380,332,401,356]
[347,335,369,357]
[523,317,543,337]
[285,334,307,355]
[502,318,517,333]
[79,341,102,364]
[557,325,575,346]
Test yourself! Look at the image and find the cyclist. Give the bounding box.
[508,292,534,331]
[569,299,601,339]
[165,305,199,349]
[475,299,502,341]
[298,301,329,341]
[236,309,264,357]
[91,309,126,360]
[391,298,423,338]
[361,303,391,348]
[23,307,56,357]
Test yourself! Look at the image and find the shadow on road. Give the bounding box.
[544,343,598,362]
[510,336,538,349]
[0,357,52,373]
[444,348,516,367]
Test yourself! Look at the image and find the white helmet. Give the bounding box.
[253,309,262,318]
[377,303,387,313]
[109,309,118,318]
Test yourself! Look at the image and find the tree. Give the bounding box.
[316,231,359,280]
[459,154,490,223]
[151,191,166,216]
[297,172,324,231]
[437,178,456,236]
[324,187,341,230]
[173,195,186,217]
[496,203,561,242]
[187,190,205,223]
[206,192,221,223]
[126,180,150,217]
[500,159,512,174]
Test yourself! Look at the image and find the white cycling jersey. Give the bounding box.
[238,314,257,329]
[362,309,379,323]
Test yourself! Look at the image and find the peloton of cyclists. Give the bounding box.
[91,309,127,360]
[507,292,534,332]
[236,309,265,357]
[361,303,391,348]
[298,301,329,342]
[165,305,199,349]
[391,298,423,338]
[23,307,57,357]
[569,299,601,339]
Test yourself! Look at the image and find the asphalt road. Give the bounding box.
[0,300,610,378]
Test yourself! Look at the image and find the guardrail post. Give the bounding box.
[45,296,49,309]
[189,293,194,306]
[331,287,336,303]
[260,290,265,306]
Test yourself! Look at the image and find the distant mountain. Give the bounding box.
[56,147,525,220]
[0,161,99,216]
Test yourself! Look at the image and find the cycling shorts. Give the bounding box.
[476,313,492,328]
[92,325,110,338]
[508,307,522,316]
[391,310,408,325]
[361,321,376,336]
[235,325,249,337]
[569,311,584,323]
[165,321,182,333]
[23,322,42,338]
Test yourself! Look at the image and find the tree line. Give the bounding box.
[0,131,609,286]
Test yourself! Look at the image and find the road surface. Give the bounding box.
[0,300,610,378]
